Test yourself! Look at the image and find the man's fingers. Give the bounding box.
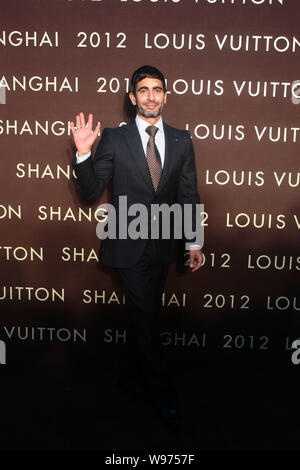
[90,123,101,144]
[71,114,100,150]
[70,121,75,135]
[74,113,98,133]
[79,112,86,129]
[94,122,101,135]
[87,113,93,130]
[75,114,80,129]
[190,261,200,272]
[189,251,203,272]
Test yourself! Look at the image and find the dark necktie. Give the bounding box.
[145,125,162,191]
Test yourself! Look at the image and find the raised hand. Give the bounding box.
[70,112,101,156]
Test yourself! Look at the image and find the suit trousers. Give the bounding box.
[116,240,173,395]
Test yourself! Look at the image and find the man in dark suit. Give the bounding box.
[71,65,203,431]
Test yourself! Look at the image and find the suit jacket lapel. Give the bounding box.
[156,123,177,194]
[123,121,155,192]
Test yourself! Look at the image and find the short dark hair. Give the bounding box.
[130,65,167,94]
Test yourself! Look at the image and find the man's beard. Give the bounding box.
[136,102,164,118]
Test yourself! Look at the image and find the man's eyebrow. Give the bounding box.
[137,85,164,92]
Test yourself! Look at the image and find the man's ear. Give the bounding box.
[129,91,136,107]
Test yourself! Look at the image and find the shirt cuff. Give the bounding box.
[76,151,91,164]
[188,245,201,250]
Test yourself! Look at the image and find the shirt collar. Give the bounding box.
[135,115,163,135]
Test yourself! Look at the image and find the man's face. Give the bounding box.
[129,77,167,121]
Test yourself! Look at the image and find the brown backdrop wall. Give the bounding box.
[0,0,299,371]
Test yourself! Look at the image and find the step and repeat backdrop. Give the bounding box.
[0,0,299,370]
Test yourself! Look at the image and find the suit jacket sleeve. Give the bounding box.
[176,131,202,247]
[72,128,114,203]
[176,131,200,205]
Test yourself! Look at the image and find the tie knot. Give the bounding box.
[146,125,158,138]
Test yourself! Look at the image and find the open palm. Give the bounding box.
[70,112,101,155]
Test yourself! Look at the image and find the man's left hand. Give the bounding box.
[189,249,203,272]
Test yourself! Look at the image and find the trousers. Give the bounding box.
[117,240,173,394]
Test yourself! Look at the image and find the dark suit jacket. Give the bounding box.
[72,120,200,268]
